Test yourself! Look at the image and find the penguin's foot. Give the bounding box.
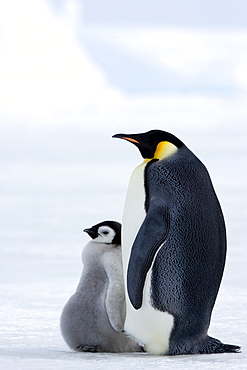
[76,345,98,352]
[140,345,146,352]
[168,336,241,355]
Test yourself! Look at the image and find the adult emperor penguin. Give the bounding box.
[60,220,142,353]
[113,130,240,356]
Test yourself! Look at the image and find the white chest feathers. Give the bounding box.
[121,161,174,355]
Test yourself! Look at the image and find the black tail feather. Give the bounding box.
[205,337,241,354]
[220,343,241,354]
[168,336,241,355]
[202,337,241,353]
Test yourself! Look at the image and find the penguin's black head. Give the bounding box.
[83,221,121,245]
[113,130,184,159]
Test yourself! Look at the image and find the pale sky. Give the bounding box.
[49,0,247,28]
[0,0,246,131]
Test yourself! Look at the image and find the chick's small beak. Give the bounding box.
[83,228,97,239]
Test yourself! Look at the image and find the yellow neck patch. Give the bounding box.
[153,141,177,160]
[141,141,178,164]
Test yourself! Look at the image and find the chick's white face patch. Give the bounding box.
[93,226,116,244]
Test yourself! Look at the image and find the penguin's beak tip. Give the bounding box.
[112,133,123,139]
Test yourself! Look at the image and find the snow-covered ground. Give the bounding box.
[0,1,247,369]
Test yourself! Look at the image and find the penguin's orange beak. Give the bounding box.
[122,137,140,144]
[112,134,140,144]
[113,132,154,159]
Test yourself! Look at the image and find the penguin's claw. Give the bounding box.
[76,345,98,352]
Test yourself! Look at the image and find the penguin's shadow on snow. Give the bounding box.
[2,347,242,365]
[55,350,242,364]
[57,349,245,368]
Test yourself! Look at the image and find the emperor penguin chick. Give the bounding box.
[60,220,142,353]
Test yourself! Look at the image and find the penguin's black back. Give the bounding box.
[145,146,226,336]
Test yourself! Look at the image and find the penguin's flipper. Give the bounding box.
[103,253,125,332]
[127,199,170,310]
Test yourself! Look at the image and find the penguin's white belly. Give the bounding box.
[122,162,174,355]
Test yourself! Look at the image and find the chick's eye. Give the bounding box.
[102,231,109,235]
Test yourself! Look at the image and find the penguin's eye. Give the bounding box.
[102,231,109,235]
